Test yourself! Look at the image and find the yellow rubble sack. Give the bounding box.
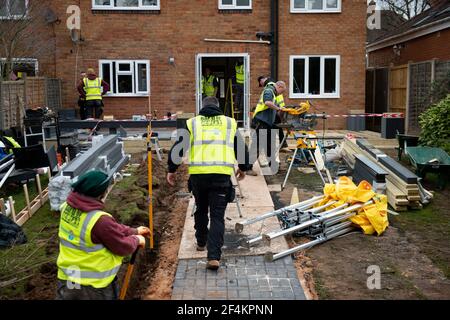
[351,194,389,236]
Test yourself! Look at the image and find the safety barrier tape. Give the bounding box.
[307,113,404,119]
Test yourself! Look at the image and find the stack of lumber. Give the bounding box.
[341,137,432,211]
[353,154,388,185]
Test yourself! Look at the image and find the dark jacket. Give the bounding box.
[168,105,252,176]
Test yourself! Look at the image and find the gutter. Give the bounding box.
[271,0,279,79]
[204,38,271,45]
[367,17,450,52]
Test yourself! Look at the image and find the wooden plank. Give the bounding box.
[23,184,31,220]
[8,197,16,223]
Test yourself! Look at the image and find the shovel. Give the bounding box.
[119,247,140,300]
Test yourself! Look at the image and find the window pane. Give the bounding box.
[0,0,8,17]
[118,75,133,93]
[308,57,320,95]
[308,0,323,10]
[137,64,148,92]
[142,0,158,5]
[101,63,111,89]
[236,0,250,6]
[293,59,305,94]
[221,0,233,5]
[95,0,111,5]
[115,0,138,7]
[324,58,336,93]
[294,0,305,9]
[10,0,26,15]
[118,63,131,71]
[326,0,338,9]
[13,61,36,77]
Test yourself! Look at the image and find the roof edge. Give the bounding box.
[367,17,450,52]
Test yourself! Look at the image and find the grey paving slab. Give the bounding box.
[171,255,306,300]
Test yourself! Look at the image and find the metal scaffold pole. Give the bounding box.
[148,94,154,249]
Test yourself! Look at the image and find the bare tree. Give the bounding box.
[0,0,55,80]
[379,0,430,20]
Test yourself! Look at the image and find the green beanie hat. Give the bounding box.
[72,170,110,198]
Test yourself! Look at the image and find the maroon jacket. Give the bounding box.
[77,74,110,99]
[66,192,139,256]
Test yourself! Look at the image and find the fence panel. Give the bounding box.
[0,81,26,131]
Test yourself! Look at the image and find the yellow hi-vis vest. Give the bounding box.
[253,85,276,117]
[186,115,237,176]
[202,75,217,97]
[83,77,103,101]
[4,136,21,154]
[275,94,285,108]
[235,64,244,85]
[57,203,124,288]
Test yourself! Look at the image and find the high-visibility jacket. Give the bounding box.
[83,78,103,101]
[235,64,244,85]
[186,115,237,176]
[3,136,21,154]
[275,94,285,109]
[57,203,124,288]
[202,75,217,97]
[253,85,276,117]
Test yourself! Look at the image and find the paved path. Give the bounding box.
[172,163,307,300]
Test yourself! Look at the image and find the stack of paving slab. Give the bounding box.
[61,135,129,180]
[341,137,433,211]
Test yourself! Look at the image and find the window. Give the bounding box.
[290,55,340,98]
[92,0,160,10]
[291,0,341,13]
[0,0,28,19]
[99,60,150,96]
[219,0,252,10]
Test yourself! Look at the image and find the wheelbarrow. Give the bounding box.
[396,132,419,161]
[405,146,450,189]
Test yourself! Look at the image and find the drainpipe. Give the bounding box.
[270,0,279,80]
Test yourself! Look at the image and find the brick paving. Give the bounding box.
[172,255,306,300]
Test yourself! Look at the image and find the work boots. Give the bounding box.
[206,260,220,270]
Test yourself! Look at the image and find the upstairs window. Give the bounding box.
[219,0,252,10]
[291,0,341,13]
[290,55,340,99]
[92,0,160,10]
[99,60,150,96]
[0,0,28,19]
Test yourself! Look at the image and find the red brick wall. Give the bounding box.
[368,28,450,68]
[279,1,367,129]
[47,0,366,128]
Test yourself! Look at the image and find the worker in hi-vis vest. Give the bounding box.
[235,61,245,112]
[167,97,252,270]
[252,80,287,167]
[56,171,150,300]
[201,67,219,98]
[77,68,110,119]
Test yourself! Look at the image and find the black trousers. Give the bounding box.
[84,100,104,119]
[234,83,244,112]
[253,119,276,161]
[55,278,119,300]
[78,98,87,120]
[189,175,231,261]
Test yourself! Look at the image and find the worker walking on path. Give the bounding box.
[167,97,252,270]
[201,67,219,98]
[252,80,287,168]
[77,68,110,119]
[56,171,150,300]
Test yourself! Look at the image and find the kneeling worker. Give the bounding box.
[56,170,150,300]
[167,97,252,270]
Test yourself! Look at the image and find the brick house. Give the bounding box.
[366,0,450,133]
[2,0,367,129]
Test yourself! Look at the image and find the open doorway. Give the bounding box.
[196,53,250,129]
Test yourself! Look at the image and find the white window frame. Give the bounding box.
[0,0,28,20]
[92,0,160,11]
[99,59,150,97]
[289,55,340,99]
[218,0,252,10]
[290,0,341,13]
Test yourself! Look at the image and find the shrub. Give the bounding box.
[419,94,450,154]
